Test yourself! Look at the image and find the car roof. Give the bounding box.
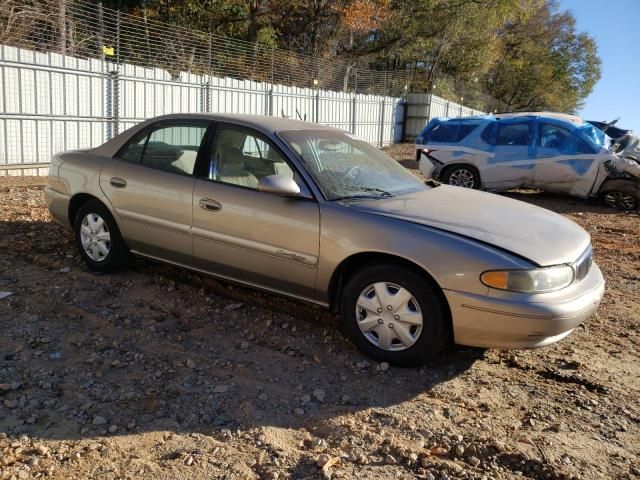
[494,112,584,125]
[434,112,584,125]
[94,113,342,157]
[144,113,341,133]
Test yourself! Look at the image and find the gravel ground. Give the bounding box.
[1,147,639,480]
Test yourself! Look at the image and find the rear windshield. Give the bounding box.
[423,122,476,143]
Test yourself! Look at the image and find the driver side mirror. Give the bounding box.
[257,174,301,197]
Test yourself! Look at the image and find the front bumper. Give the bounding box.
[445,262,605,349]
[417,149,444,179]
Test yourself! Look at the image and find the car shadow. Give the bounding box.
[0,218,484,446]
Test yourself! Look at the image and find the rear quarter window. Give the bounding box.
[424,123,476,143]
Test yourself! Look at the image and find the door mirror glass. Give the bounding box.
[257,175,301,197]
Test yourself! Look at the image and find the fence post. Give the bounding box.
[378,98,385,147]
[351,95,357,134]
[445,101,450,118]
[314,59,320,122]
[106,70,120,139]
[111,10,120,136]
[270,46,275,85]
[97,1,105,60]
[400,98,408,142]
[267,46,274,116]
[354,68,358,95]
[426,92,432,124]
[204,33,212,113]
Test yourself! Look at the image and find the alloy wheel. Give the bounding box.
[448,168,476,188]
[603,191,637,210]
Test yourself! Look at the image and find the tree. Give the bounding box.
[485,0,601,112]
[1,0,601,111]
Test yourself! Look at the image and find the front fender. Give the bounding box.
[316,202,533,303]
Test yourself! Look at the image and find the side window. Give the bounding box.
[427,123,476,143]
[539,123,571,149]
[116,130,148,163]
[496,122,531,146]
[142,123,208,175]
[480,123,497,145]
[574,137,597,154]
[206,125,293,190]
[242,136,270,159]
[539,123,597,154]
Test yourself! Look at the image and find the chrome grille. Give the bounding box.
[574,247,593,282]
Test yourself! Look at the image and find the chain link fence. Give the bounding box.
[0,0,410,96]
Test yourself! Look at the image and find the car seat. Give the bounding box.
[217,147,259,189]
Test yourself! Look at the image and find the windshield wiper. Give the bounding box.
[330,187,396,202]
[343,186,395,197]
[330,194,384,201]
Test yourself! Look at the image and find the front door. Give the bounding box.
[99,120,209,263]
[191,123,320,299]
[481,120,536,189]
[533,121,600,197]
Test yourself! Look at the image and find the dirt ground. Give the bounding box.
[0,145,639,480]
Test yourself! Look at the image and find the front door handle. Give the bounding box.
[199,198,222,212]
[110,177,127,188]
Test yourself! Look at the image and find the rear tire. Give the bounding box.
[600,179,640,210]
[74,199,129,272]
[341,263,448,367]
[441,165,480,189]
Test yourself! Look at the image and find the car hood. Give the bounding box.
[347,186,590,266]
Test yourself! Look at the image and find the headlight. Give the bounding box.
[480,265,574,293]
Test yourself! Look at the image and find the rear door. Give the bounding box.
[100,120,209,264]
[191,123,320,299]
[480,119,536,189]
[533,121,600,196]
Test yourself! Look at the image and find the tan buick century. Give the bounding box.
[46,114,605,366]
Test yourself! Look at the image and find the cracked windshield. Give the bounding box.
[280,130,427,200]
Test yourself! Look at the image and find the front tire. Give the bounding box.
[600,179,640,210]
[74,199,129,272]
[441,165,480,189]
[341,264,449,367]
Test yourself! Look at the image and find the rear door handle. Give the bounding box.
[199,198,222,212]
[110,177,127,188]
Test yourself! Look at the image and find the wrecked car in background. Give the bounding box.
[416,112,640,209]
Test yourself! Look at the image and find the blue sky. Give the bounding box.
[560,0,640,133]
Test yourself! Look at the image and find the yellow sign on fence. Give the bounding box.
[102,46,114,56]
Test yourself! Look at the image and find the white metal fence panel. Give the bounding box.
[1,45,415,175]
[272,85,315,122]
[319,90,352,131]
[1,45,485,175]
[0,45,111,175]
[210,76,269,116]
[405,93,486,139]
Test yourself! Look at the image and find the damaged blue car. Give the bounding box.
[416,112,640,209]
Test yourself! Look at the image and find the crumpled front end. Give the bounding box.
[609,155,640,178]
